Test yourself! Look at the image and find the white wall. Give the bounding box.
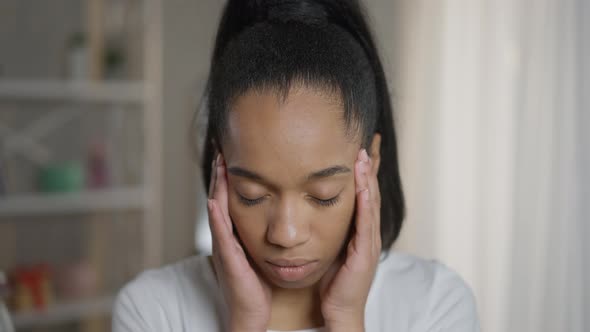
[160,0,224,262]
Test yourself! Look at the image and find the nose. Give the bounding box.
[266,197,310,248]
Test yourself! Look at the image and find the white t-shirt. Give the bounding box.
[112,251,480,332]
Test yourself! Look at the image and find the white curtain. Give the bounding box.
[392,0,589,331]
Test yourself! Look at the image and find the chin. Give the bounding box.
[266,273,323,289]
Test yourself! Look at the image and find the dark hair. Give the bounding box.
[196,0,405,250]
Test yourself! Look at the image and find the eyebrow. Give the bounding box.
[227,165,351,186]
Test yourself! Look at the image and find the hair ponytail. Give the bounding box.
[196,0,405,250]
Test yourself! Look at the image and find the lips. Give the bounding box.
[267,258,315,267]
[266,258,319,282]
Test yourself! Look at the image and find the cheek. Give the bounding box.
[227,193,267,251]
[313,189,357,251]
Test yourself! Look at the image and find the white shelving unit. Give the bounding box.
[0,80,146,104]
[0,187,146,217]
[0,0,163,330]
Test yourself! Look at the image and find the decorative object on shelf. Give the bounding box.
[37,161,85,193]
[104,45,126,79]
[66,32,89,80]
[7,262,109,330]
[86,141,110,189]
[8,264,55,312]
[54,260,98,301]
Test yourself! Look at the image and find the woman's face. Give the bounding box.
[221,85,362,289]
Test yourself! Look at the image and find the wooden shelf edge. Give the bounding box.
[10,295,115,328]
[0,80,146,104]
[0,187,146,217]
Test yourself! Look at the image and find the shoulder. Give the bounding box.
[112,255,218,332]
[115,254,209,304]
[370,251,480,331]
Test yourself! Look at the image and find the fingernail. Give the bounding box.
[216,154,221,165]
[360,149,369,163]
[207,199,213,210]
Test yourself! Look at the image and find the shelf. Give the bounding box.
[0,187,145,217]
[11,295,114,329]
[0,80,146,104]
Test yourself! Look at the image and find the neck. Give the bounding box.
[268,284,324,331]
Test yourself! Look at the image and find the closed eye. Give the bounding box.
[237,194,341,208]
[311,195,340,207]
[237,194,266,207]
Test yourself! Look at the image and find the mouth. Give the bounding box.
[265,258,319,282]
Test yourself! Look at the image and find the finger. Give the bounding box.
[207,197,221,258]
[208,199,229,255]
[363,150,381,251]
[213,154,232,232]
[208,154,218,199]
[208,199,245,272]
[365,155,382,253]
[371,153,381,175]
[366,153,381,212]
[354,149,373,254]
[356,149,370,194]
[211,239,223,279]
[208,199,223,282]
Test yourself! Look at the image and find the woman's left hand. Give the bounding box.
[319,148,382,332]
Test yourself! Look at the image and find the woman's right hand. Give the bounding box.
[207,152,272,332]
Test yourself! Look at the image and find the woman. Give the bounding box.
[113,0,480,331]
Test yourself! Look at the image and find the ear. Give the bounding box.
[369,133,381,174]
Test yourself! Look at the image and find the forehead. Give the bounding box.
[222,86,359,185]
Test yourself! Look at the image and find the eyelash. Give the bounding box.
[237,194,341,207]
[238,195,265,207]
[314,196,341,207]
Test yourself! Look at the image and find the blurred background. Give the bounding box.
[0,0,587,332]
